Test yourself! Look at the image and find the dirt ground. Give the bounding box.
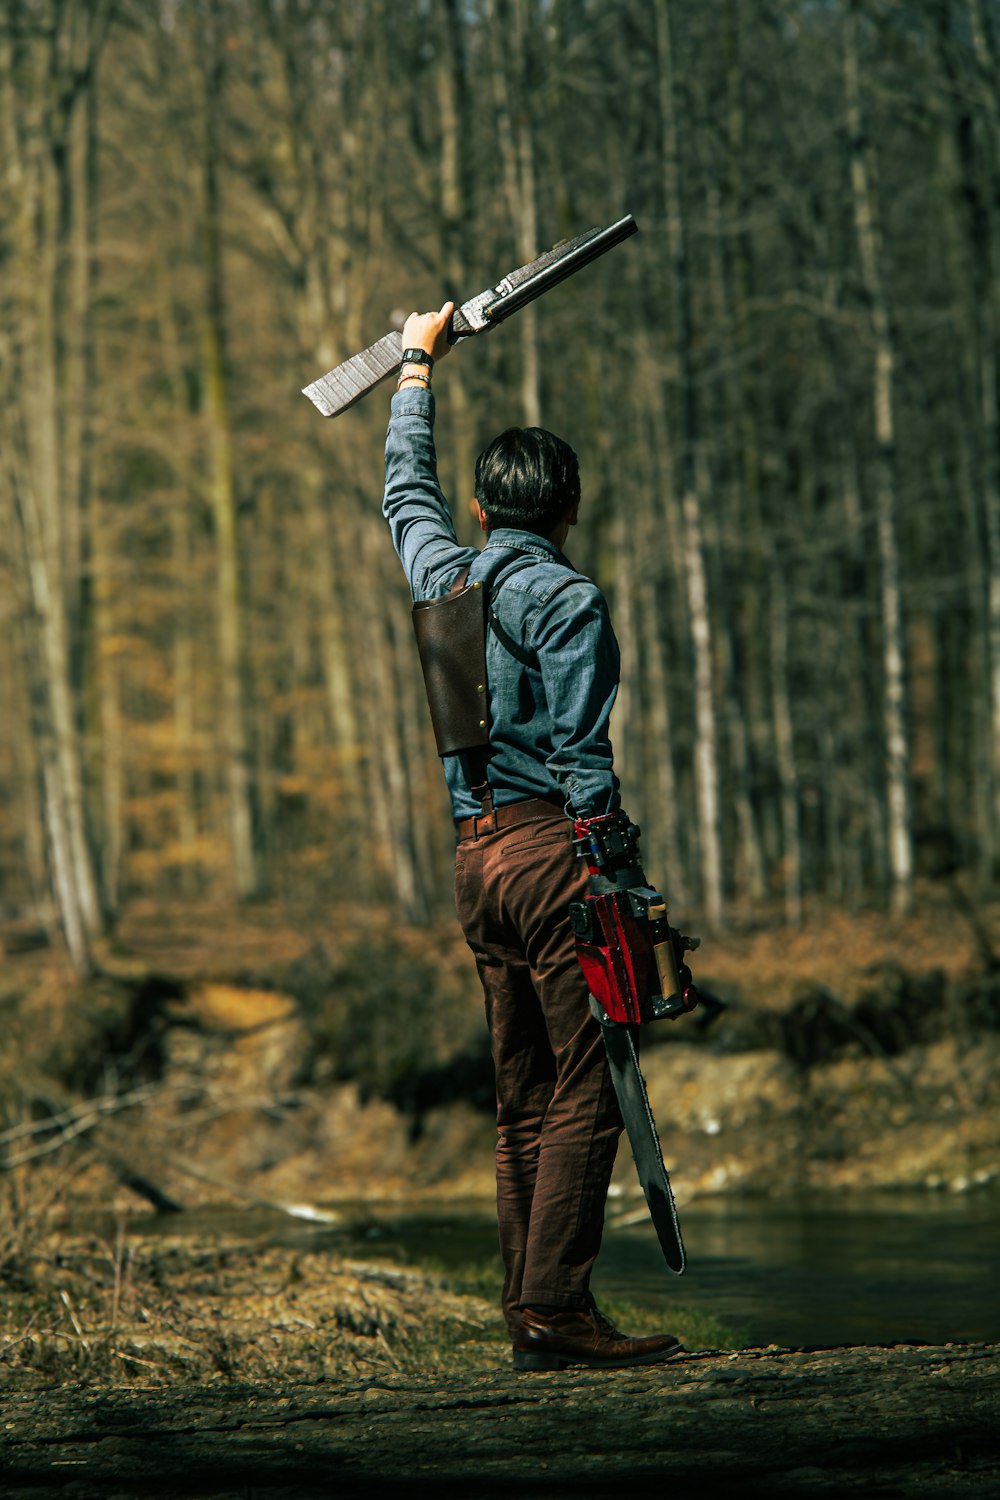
[2,1342,998,1499]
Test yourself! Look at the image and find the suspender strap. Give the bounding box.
[488,602,538,667]
[448,552,539,666]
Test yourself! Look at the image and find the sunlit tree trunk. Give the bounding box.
[0,0,114,970]
[74,68,125,919]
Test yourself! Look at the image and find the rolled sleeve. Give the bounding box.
[383,388,474,598]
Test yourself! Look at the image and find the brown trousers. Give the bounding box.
[454,802,623,1333]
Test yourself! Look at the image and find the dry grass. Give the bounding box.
[0,1191,501,1388]
[0,1193,741,1389]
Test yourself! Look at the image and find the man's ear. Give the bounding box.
[472,499,489,533]
[566,500,580,527]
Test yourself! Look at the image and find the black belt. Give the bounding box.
[456,796,565,842]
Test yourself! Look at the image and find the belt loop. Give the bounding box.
[472,781,494,839]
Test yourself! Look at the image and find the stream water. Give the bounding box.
[600,1191,1000,1348]
[122,1189,1000,1350]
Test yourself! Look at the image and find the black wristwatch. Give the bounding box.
[400,348,434,369]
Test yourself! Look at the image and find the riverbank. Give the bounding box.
[2,887,1000,1219]
[2,1172,997,1497]
[3,892,1000,1494]
[1,1190,996,1493]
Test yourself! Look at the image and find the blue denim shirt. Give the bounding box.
[383,387,621,822]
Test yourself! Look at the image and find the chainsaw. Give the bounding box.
[569,811,700,1273]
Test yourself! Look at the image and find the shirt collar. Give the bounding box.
[485,528,573,569]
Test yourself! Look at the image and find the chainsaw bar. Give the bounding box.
[599,1013,685,1274]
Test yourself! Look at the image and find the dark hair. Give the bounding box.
[474,427,580,535]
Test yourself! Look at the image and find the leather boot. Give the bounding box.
[512,1301,682,1371]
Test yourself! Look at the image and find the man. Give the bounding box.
[382,300,680,1371]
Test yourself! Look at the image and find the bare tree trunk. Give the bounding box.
[152,273,202,895]
[769,548,802,925]
[705,179,764,909]
[489,0,541,427]
[389,601,447,910]
[655,0,723,926]
[959,0,1000,875]
[0,1,113,969]
[435,0,477,503]
[929,0,994,870]
[635,564,687,909]
[359,522,423,919]
[171,503,200,897]
[0,597,48,907]
[196,4,258,899]
[74,67,124,919]
[10,489,93,970]
[622,339,689,906]
[719,3,766,905]
[844,0,913,914]
[90,477,124,915]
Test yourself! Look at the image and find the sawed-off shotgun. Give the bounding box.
[301,214,639,418]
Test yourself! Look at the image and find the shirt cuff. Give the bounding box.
[563,772,621,821]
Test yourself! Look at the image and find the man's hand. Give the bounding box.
[401,300,455,362]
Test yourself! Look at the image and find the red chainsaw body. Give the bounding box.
[574,889,655,1025]
[569,814,699,1026]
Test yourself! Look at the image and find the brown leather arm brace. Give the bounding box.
[411,575,489,758]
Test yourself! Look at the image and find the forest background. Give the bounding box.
[2,0,1000,979]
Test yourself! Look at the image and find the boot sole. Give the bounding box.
[513,1340,682,1372]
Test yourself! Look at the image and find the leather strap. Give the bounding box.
[456,795,565,841]
[449,550,558,812]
